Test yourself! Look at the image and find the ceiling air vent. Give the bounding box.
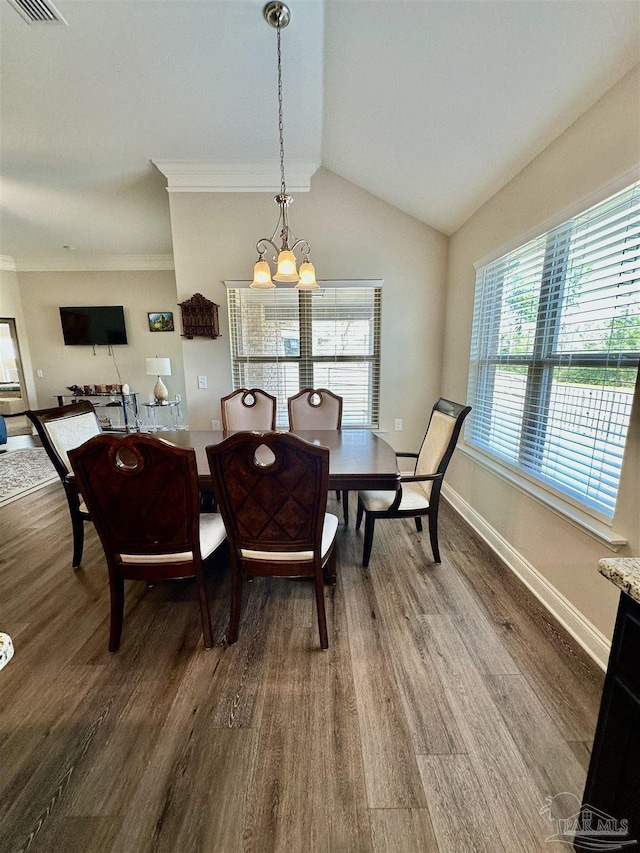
[5,0,68,24]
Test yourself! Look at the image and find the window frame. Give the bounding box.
[466,177,639,534]
[224,280,383,429]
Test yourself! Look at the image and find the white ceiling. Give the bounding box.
[1,0,638,264]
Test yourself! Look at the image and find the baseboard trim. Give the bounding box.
[442,483,611,671]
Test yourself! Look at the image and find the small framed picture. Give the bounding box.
[148,312,175,332]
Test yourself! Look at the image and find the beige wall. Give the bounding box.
[16,270,186,422]
[0,266,36,406]
[441,66,640,640]
[169,167,448,446]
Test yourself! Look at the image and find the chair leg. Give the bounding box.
[362,514,376,568]
[71,512,85,568]
[335,490,341,502]
[228,565,242,645]
[324,544,337,585]
[195,569,213,649]
[415,517,423,533]
[342,490,349,525]
[428,509,441,563]
[356,497,364,530]
[314,571,329,649]
[108,577,125,652]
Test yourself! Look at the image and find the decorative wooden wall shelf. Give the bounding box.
[178,293,220,339]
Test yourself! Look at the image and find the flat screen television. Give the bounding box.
[59,306,128,346]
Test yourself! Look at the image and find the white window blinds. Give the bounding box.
[226,282,382,428]
[467,181,640,519]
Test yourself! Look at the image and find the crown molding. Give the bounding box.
[13,254,175,272]
[153,160,319,193]
[0,256,17,271]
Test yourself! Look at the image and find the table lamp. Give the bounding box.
[146,357,171,403]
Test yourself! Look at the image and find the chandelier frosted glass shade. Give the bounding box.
[297,260,318,289]
[251,259,274,289]
[274,250,299,282]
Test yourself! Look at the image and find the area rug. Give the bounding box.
[0,449,58,508]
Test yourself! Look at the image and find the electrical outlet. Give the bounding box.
[211,419,221,431]
[36,369,44,378]
[394,418,403,431]
[197,375,207,390]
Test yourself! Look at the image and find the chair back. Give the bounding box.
[221,388,277,431]
[207,431,329,565]
[288,388,342,430]
[415,398,472,499]
[68,433,202,573]
[27,401,102,480]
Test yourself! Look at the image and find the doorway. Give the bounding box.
[0,318,31,436]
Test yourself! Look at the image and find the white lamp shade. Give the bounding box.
[251,259,275,289]
[296,260,318,289]
[146,357,171,377]
[274,250,299,282]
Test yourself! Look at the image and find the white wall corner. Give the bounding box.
[442,482,611,671]
[152,160,320,193]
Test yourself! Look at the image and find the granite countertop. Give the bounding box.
[599,557,640,605]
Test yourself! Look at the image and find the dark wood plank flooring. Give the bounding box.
[0,474,604,852]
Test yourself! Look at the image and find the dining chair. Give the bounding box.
[287,387,349,521]
[68,433,227,651]
[220,388,277,431]
[27,401,102,568]
[206,431,338,649]
[356,398,471,568]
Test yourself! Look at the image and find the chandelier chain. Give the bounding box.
[276,22,286,197]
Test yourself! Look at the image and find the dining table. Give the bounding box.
[158,428,401,524]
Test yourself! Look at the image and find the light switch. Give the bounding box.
[197,375,207,389]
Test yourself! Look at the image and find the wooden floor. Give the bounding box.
[0,475,604,852]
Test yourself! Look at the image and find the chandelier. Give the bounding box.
[251,2,318,290]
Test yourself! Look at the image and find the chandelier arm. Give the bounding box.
[290,238,311,256]
[256,238,280,258]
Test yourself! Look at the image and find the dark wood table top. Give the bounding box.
[158,428,400,493]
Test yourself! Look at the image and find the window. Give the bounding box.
[226,281,382,427]
[467,182,640,519]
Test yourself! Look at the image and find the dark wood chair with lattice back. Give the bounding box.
[220,388,277,431]
[68,433,227,651]
[207,431,338,649]
[27,401,102,568]
[356,398,471,568]
[287,388,349,522]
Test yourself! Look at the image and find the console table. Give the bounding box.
[56,392,140,432]
[142,399,186,431]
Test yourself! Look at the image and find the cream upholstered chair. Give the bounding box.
[287,388,348,521]
[287,388,343,430]
[68,433,227,651]
[356,398,471,568]
[207,431,338,649]
[220,388,276,431]
[27,401,102,568]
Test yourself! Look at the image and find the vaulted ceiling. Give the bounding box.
[1,0,638,264]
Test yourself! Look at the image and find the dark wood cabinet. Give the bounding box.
[178,292,220,339]
[576,592,640,849]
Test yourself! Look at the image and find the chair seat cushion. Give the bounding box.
[241,512,339,562]
[359,482,430,513]
[120,512,226,564]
